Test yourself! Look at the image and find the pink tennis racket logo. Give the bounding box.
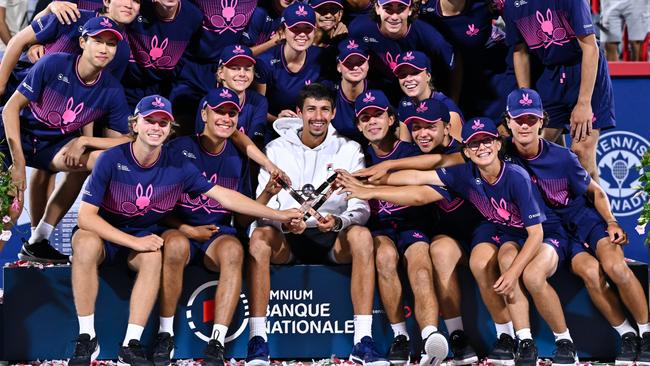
[535,9,568,48]
[346,40,359,50]
[219,89,232,98]
[490,198,511,222]
[519,93,533,106]
[47,97,84,131]
[363,92,375,103]
[152,97,165,108]
[471,119,484,130]
[121,183,153,214]
[295,5,308,16]
[100,18,112,28]
[465,24,478,37]
[232,45,245,54]
[402,52,415,61]
[210,0,247,34]
[136,35,172,68]
[416,102,428,113]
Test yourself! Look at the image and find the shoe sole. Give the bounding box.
[635,362,650,366]
[349,356,390,366]
[553,357,579,366]
[389,358,409,366]
[614,361,635,366]
[486,358,515,366]
[453,355,479,365]
[245,359,270,366]
[422,333,449,366]
[153,349,174,366]
[18,252,69,264]
[92,344,100,362]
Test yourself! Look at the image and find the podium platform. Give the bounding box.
[1,261,648,361]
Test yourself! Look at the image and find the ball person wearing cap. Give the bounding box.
[0,16,131,261]
[68,94,301,366]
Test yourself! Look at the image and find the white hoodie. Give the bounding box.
[256,117,370,231]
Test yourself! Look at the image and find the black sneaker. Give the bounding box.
[515,339,538,366]
[552,339,578,366]
[615,332,638,365]
[388,335,410,365]
[68,334,100,366]
[487,334,516,366]
[449,330,478,365]
[202,339,225,366]
[18,238,69,263]
[152,332,174,366]
[118,339,153,366]
[638,332,650,366]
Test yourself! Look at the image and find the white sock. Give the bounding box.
[354,315,373,344]
[444,316,463,335]
[421,325,438,340]
[516,328,533,341]
[613,319,637,337]
[30,227,36,236]
[211,324,228,345]
[553,329,572,342]
[122,324,144,347]
[159,316,174,336]
[495,321,515,338]
[638,323,650,336]
[390,322,409,340]
[28,221,54,244]
[78,314,95,339]
[249,317,267,341]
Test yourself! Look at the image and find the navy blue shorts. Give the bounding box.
[372,224,431,254]
[0,127,76,171]
[536,51,615,132]
[471,221,570,264]
[565,207,609,258]
[72,225,164,266]
[188,226,238,265]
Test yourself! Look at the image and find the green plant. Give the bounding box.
[0,149,17,241]
[636,149,650,245]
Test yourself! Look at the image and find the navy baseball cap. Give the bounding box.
[81,17,123,41]
[461,117,498,144]
[203,87,241,112]
[282,3,316,29]
[393,51,430,74]
[354,90,391,117]
[399,98,450,126]
[219,44,256,66]
[311,0,343,9]
[135,95,174,120]
[337,39,368,63]
[377,0,411,6]
[506,88,544,118]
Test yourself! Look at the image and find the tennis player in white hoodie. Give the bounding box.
[245,83,388,366]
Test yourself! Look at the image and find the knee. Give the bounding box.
[248,228,273,261]
[375,246,399,278]
[162,231,189,265]
[469,255,494,281]
[429,238,459,269]
[574,261,604,290]
[348,226,374,260]
[602,260,632,285]
[71,231,103,266]
[522,268,546,293]
[219,240,244,269]
[135,250,162,273]
[412,266,432,289]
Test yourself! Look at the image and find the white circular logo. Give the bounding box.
[185,280,249,343]
[597,131,649,217]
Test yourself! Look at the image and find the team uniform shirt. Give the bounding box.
[169,135,249,231]
[322,80,367,144]
[399,91,464,122]
[255,44,325,116]
[367,141,433,251]
[504,139,607,253]
[82,142,215,231]
[193,89,268,142]
[427,139,483,247]
[12,53,129,140]
[124,0,202,88]
[420,0,516,120]
[70,0,103,11]
[348,16,455,102]
[22,11,131,79]
[504,0,615,130]
[242,6,283,46]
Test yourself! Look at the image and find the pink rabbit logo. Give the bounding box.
[232,45,245,54]
[152,97,165,108]
[346,40,359,50]
[384,52,400,70]
[416,102,428,113]
[295,5,308,16]
[413,232,424,239]
[535,9,568,48]
[210,0,247,34]
[490,198,511,222]
[549,239,560,247]
[519,93,533,106]
[491,235,501,244]
[149,35,168,60]
[136,35,172,68]
[121,183,154,214]
[99,17,112,27]
[219,89,232,98]
[471,119,484,130]
[402,51,415,61]
[363,92,375,103]
[465,24,478,37]
[185,173,223,212]
[46,97,84,132]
